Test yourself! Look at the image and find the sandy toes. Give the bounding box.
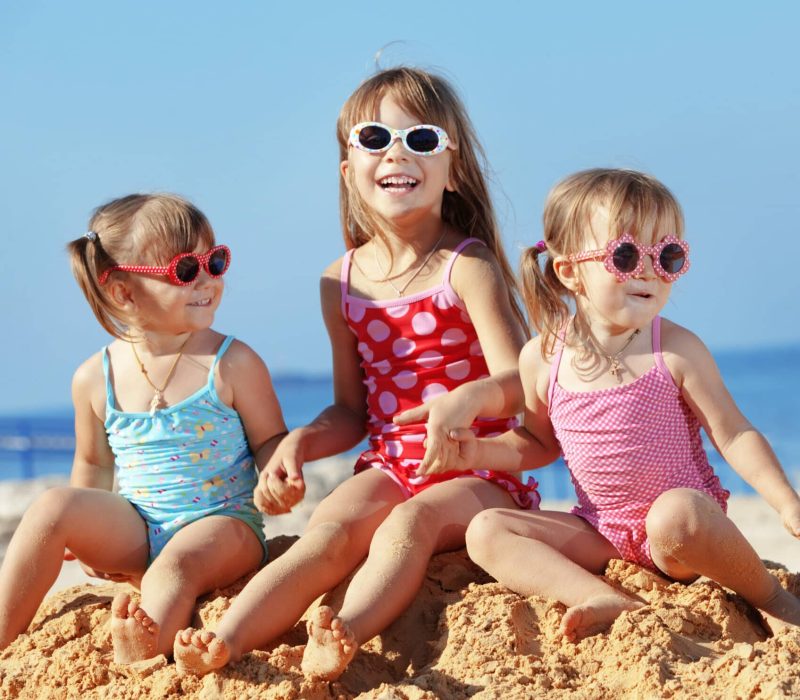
[111,592,159,664]
[560,593,644,641]
[174,627,232,676]
[759,586,800,635]
[300,605,356,681]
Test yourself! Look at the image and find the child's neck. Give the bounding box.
[127,328,194,356]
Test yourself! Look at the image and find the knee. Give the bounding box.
[646,489,721,556]
[144,547,203,588]
[304,520,356,564]
[22,486,82,531]
[465,510,507,567]
[372,500,438,553]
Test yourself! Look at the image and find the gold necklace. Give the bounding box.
[593,329,640,383]
[129,334,192,415]
[373,230,446,297]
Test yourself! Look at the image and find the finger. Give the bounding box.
[282,455,304,484]
[449,427,477,443]
[394,403,430,425]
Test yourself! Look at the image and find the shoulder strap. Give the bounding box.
[651,316,673,382]
[443,237,484,284]
[101,346,115,411]
[547,332,567,407]
[208,334,234,378]
[340,250,355,317]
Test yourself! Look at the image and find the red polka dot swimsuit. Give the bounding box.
[547,316,730,570]
[341,238,539,509]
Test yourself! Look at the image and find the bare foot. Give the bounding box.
[758,585,800,635]
[300,606,356,681]
[560,594,644,641]
[174,627,232,676]
[111,592,159,664]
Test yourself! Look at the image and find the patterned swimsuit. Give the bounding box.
[547,316,729,570]
[103,336,267,563]
[341,237,539,508]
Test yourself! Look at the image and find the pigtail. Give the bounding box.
[520,243,571,359]
[67,232,126,338]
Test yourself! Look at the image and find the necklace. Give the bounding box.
[373,230,446,297]
[129,334,192,415]
[593,328,640,383]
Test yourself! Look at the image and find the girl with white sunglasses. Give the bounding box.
[174,67,538,680]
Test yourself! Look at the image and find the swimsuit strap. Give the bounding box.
[340,249,355,317]
[443,237,484,287]
[101,346,115,412]
[547,334,566,408]
[205,335,236,403]
[651,315,675,385]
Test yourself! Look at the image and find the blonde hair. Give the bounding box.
[67,193,216,338]
[521,168,684,357]
[336,66,526,331]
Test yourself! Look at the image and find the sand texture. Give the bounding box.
[2,534,799,699]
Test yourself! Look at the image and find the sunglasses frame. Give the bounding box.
[569,234,690,282]
[349,122,450,156]
[99,245,231,286]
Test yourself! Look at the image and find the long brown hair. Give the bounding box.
[67,193,215,338]
[521,168,684,357]
[337,66,526,331]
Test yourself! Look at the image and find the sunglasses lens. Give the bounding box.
[358,125,392,151]
[405,128,440,154]
[659,243,686,274]
[612,243,639,273]
[174,256,200,283]
[208,249,229,276]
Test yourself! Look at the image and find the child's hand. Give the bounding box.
[781,502,800,538]
[415,428,481,476]
[395,388,480,474]
[255,442,306,515]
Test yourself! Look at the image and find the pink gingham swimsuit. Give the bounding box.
[547,316,729,570]
[341,237,540,509]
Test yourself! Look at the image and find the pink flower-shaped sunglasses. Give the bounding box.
[98,245,231,286]
[569,234,690,282]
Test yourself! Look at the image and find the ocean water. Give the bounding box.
[1,345,798,497]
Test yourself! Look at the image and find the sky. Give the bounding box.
[1,1,798,414]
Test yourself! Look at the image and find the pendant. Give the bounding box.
[609,358,623,383]
[149,391,166,416]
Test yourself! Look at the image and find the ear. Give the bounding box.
[340,160,351,190]
[106,278,137,313]
[553,256,582,294]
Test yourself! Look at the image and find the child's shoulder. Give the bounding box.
[519,335,553,401]
[658,317,715,383]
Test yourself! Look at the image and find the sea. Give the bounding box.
[1,345,798,498]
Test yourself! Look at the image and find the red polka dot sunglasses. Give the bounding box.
[98,245,231,286]
[568,234,690,282]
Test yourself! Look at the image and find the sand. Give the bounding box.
[1,461,799,698]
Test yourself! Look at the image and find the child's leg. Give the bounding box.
[301,478,518,680]
[646,488,800,630]
[111,514,263,663]
[174,468,404,675]
[0,487,149,649]
[467,507,643,640]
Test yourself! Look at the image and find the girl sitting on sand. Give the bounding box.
[173,66,538,681]
[0,194,287,662]
[436,168,800,640]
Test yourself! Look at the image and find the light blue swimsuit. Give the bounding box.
[103,336,267,564]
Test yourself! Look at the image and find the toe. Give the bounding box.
[111,592,131,619]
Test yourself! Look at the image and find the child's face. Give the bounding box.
[573,206,674,332]
[119,243,224,334]
[340,94,453,229]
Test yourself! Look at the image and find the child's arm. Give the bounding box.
[417,337,561,475]
[664,321,800,537]
[396,245,527,472]
[70,354,116,491]
[255,264,369,515]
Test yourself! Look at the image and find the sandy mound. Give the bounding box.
[1,536,798,699]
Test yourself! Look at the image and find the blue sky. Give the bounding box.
[1,1,798,413]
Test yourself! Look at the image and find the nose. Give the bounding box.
[637,254,657,279]
[383,137,408,160]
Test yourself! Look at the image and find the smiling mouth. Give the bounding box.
[189,298,212,307]
[378,176,419,192]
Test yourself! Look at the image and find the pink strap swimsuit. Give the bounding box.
[547,316,729,570]
[341,237,539,509]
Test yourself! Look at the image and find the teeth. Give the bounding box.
[380,176,418,186]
